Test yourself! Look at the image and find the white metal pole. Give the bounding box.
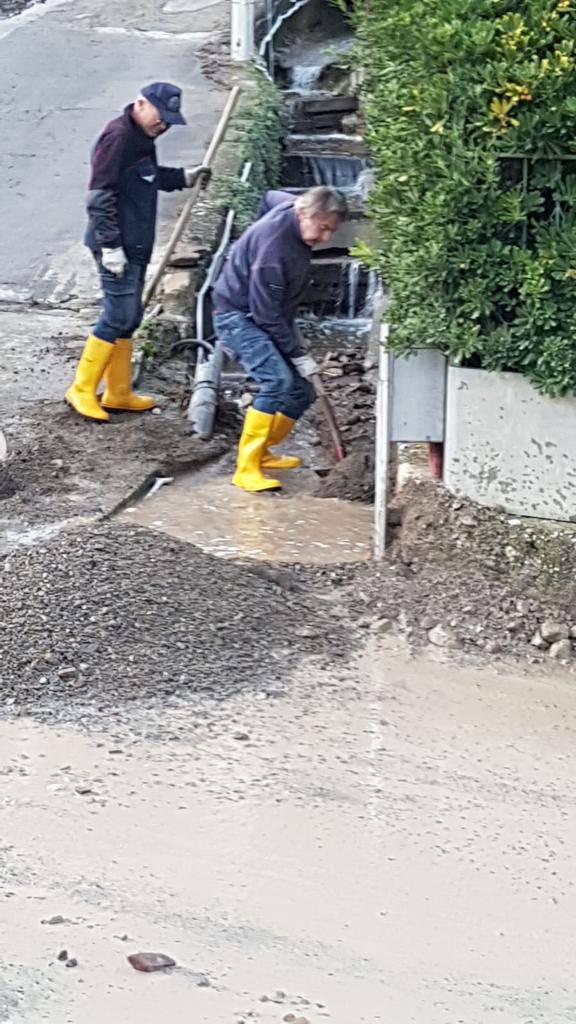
[231,0,254,61]
[374,323,391,560]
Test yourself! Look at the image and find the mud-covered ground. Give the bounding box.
[0,0,37,16]
[0,521,354,727]
[294,477,576,668]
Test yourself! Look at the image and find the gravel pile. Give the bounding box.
[0,523,349,721]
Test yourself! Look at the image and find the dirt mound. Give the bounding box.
[0,400,228,527]
[315,447,374,502]
[0,523,352,724]
[327,478,576,663]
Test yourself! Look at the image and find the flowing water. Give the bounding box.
[120,460,372,566]
[290,62,325,92]
[309,154,367,188]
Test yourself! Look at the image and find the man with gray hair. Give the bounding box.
[213,185,348,493]
[65,82,210,422]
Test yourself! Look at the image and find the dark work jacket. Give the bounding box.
[84,106,186,265]
[212,190,310,358]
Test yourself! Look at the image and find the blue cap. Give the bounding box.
[141,82,186,126]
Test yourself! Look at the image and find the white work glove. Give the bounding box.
[295,327,311,353]
[292,354,320,379]
[101,247,128,277]
[184,165,211,189]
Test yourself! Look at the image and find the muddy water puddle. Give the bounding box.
[120,466,372,565]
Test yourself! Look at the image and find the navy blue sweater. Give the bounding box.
[84,106,186,265]
[212,190,310,358]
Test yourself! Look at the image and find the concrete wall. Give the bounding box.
[444,367,576,521]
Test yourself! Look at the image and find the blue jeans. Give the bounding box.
[93,258,147,343]
[214,311,315,419]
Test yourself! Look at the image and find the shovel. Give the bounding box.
[310,373,346,463]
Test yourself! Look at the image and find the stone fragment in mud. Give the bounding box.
[428,624,460,649]
[128,952,176,972]
[549,639,572,661]
[540,620,569,643]
[57,666,77,682]
[370,616,393,634]
[484,639,502,655]
[530,630,547,649]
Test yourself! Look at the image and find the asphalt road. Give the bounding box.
[0,0,227,303]
[0,639,575,1023]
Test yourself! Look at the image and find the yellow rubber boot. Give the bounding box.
[102,338,155,412]
[232,407,282,493]
[65,335,114,422]
[262,412,301,470]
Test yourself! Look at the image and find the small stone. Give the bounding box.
[549,639,572,661]
[507,618,523,633]
[420,615,438,631]
[57,950,68,962]
[57,666,77,682]
[515,600,530,615]
[65,958,78,969]
[570,625,576,639]
[370,617,393,634]
[459,514,476,527]
[75,785,93,796]
[128,952,176,972]
[484,640,502,655]
[233,732,250,742]
[428,624,460,650]
[540,620,569,643]
[152,408,162,416]
[530,630,547,649]
[283,1017,296,1023]
[42,915,66,926]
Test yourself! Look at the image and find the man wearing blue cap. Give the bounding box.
[66,83,210,421]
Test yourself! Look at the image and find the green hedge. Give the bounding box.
[355,0,576,396]
[215,68,286,233]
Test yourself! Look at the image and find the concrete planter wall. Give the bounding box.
[444,366,576,521]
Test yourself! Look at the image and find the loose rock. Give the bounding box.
[530,630,547,649]
[428,624,460,650]
[540,620,569,643]
[549,639,572,661]
[128,952,176,973]
[57,667,77,682]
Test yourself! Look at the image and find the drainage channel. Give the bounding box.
[121,31,376,567]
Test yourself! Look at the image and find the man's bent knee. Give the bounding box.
[281,377,315,420]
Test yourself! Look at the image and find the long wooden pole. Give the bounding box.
[143,85,242,309]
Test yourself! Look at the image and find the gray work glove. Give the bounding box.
[184,165,212,189]
[101,247,128,277]
[292,354,320,379]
